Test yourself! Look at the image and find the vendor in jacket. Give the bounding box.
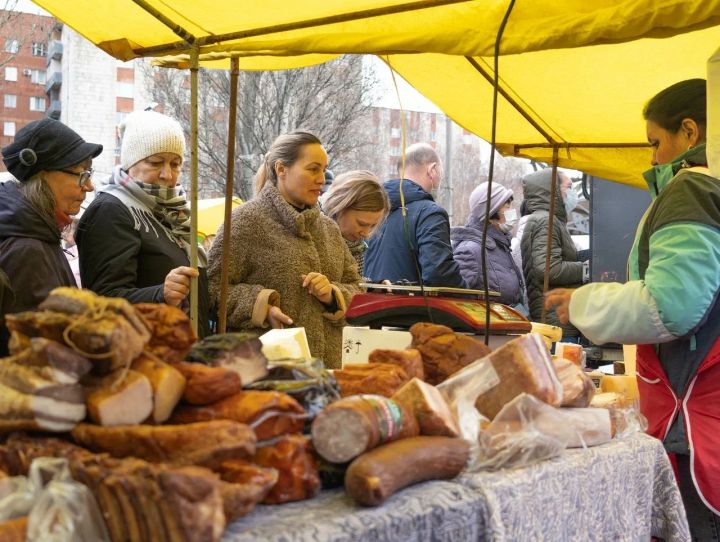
[207,131,360,368]
[77,111,212,337]
[451,182,527,315]
[0,118,102,355]
[546,79,720,538]
[521,168,586,336]
[364,143,465,287]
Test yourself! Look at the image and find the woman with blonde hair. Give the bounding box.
[321,170,390,273]
[208,131,360,368]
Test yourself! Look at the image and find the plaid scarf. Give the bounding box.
[99,166,206,266]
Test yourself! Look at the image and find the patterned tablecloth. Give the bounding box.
[223,433,689,542]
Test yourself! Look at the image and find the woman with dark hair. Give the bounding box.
[547,78,720,537]
[321,169,390,273]
[208,131,360,368]
[0,118,102,355]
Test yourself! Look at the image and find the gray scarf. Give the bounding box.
[99,166,207,266]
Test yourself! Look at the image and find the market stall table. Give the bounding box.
[223,433,688,542]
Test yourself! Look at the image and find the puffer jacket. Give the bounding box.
[520,170,583,334]
[569,145,720,511]
[451,221,525,307]
[0,181,75,354]
[364,179,465,287]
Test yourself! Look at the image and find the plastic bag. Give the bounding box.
[0,457,109,541]
[553,357,595,407]
[436,357,500,451]
[247,358,341,423]
[607,403,649,440]
[469,394,572,471]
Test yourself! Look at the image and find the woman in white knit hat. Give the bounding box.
[450,181,528,315]
[76,110,212,337]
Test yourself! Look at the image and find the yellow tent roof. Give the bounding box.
[35,0,720,60]
[386,22,720,186]
[35,0,720,185]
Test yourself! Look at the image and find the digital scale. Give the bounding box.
[346,283,532,334]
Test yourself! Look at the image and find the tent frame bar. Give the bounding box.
[513,142,650,150]
[465,56,557,144]
[133,0,474,58]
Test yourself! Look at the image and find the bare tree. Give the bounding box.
[0,2,31,69]
[142,55,378,200]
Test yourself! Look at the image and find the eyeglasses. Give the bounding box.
[59,168,94,188]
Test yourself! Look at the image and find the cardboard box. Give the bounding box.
[341,326,519,366]
[341,327,412,366]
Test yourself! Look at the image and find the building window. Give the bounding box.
[390,128,400,138]
[4,122,15,136]
[30,70,46,85]
[29,96,45,112]
[4,94,16,108]
[31,42,46,57]
[5,67,17,81]
[116,82,134,99]
[4,39,18,54]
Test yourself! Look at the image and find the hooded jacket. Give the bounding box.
[0,181,75,353]
[364,179,465,287]
[569,145,720,512]
[451,220,524,307]
[520,170,583,333]
[207,183,361,369]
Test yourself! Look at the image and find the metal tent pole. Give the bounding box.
[189,45,199,335]
[540,145,560,324]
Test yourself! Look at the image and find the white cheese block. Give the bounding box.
[260,327,312,361]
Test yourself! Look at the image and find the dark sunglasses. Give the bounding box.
[59,168,94,188]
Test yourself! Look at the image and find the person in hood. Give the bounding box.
[321,169,389,275]
[520,168,586,336]
[76,111,212,337]
[364,143,465,287]
[207,131,360,368]
[0,118,102,355]
[451,182,528,315]
[546,79,720,538]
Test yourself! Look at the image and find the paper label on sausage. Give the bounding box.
[359,395,404,442]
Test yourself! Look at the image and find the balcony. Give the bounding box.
[47,41,63,64]
[45,71,62,93]
[47,100,61,120]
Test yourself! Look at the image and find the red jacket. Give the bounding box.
[637,340,720,514]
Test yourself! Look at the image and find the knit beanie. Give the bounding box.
[119,111,185,170]
[468,182,514,221]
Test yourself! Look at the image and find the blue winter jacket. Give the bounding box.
[451,221,525,306]
[364,179,465,287]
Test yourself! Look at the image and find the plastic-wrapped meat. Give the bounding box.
[251,434,320,504]
[188,333,268,386]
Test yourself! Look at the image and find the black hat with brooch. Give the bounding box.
[2,118,102,182]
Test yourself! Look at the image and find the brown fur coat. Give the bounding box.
[208,183,361,368]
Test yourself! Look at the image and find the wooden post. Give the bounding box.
[189,45,199,335]
[218,57,240,334]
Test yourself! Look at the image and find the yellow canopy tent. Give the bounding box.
[197,197,242,239]
[34,0,720,330]
[34,0,720,185]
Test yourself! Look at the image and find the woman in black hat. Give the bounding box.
[0,118,102,355]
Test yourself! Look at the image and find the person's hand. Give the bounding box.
[267,305,293,329]
[301,272,333,305]
[163,266,199,307]
[544,288,575,324]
